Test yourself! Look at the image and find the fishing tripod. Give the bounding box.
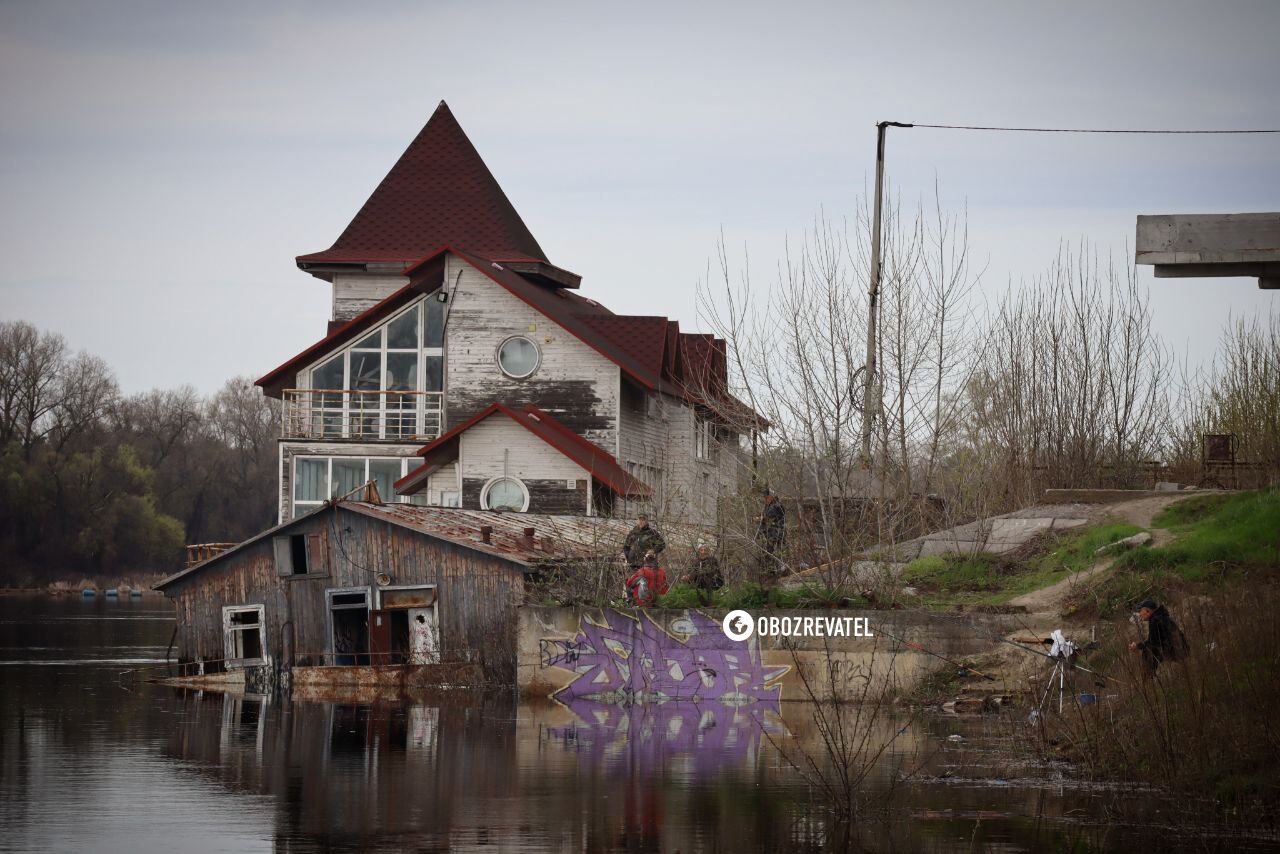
[1037,650,1072,715]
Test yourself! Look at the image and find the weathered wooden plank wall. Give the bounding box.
[164,505,526,680]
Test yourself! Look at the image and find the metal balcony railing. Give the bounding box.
[282,389,444,441]
[186,542,238,567]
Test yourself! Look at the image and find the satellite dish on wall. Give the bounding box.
[375,572,393,588]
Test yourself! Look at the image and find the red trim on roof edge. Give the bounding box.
[394,402,650,498]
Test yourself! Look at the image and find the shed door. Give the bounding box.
[369,610,393,665]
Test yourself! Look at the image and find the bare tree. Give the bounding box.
[0,320,119,456]
[697,189,985,585]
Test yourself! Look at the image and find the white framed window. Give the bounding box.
[496,335,540,379]
[481,476,529,512]
[695,418,712,460]
[304,296,446,439]
[293,456,413,516]
[223,605,266,666]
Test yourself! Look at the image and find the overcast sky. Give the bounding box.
[2,0,1277,394]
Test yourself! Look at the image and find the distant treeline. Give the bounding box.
[0,320,278,586]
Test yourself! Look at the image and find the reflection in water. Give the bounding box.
[1,596,1257,852]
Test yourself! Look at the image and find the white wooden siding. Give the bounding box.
[443,254,618,452]
[459,417,586,483]
[332,273,409,322]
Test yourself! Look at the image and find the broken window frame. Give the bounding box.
[694,417,712,460]
[222,604,267,667]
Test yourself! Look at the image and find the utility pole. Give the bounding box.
[860,121,912,468]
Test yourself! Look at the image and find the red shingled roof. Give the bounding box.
[395,402,651,498]
[297,101,547,266]
[573,314,670,382]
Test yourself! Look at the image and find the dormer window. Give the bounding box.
[497,336,540,379]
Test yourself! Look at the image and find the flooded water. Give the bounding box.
[0,595,1262,852]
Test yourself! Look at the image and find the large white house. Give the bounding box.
[256,102,761,526]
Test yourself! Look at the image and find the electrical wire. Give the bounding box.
[906,123,1280,135]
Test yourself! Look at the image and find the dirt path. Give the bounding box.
[1007,494,1186,616]
[1006,560,1113,613]
[1107,494,1185,547]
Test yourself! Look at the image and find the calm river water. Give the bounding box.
[0,595,1255,852]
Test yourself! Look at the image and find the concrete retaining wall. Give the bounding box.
[517,606,1016,704]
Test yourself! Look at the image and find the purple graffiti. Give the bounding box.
[546,697,787,781]
[542,609,789,704]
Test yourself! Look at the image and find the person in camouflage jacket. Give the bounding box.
[623,514,666,568]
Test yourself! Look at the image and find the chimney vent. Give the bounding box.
[480,525,492,544]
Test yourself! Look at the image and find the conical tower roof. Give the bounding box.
[298,101,547,265]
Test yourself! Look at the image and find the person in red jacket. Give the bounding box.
[626,550,668,607]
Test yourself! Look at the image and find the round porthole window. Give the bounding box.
[497,336,540,379]
[481,477,529,512]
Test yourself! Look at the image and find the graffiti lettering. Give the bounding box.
[541,609,788,705]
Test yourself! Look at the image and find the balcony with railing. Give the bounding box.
[283,389,445,442]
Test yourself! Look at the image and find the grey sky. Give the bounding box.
[2,0,1277,394]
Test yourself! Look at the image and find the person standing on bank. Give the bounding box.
[623,513,666,569]
[682,542,724,604]
[758,490,786,579]
[1128,598,1188,676]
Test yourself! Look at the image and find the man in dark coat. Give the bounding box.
[758,491,785,579]
[623,514,666,569]
[682,543,724,604]
[1128,598,1188,675]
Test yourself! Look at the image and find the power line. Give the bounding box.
[908,123,1280,135]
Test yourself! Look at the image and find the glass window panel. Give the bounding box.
[332,458,367,497]
[355,329,381,350]
[423,355,443,392]
[485,478,526,512]
[386,308,418,349]
[348,351,382,391]
[498,337,539,378]
[312,354,344,391]
[424,297,446,348]
[386,352,417,392]
[295,458,328,501]
[369,459,401,501]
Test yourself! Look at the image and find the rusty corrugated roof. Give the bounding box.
[155,501,706,592]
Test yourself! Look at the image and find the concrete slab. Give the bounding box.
[918,538,986,557]
[988,517,1054,544]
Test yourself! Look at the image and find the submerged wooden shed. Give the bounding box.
[154,501,642,685]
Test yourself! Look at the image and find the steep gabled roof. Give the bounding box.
[297,101,547,266]
[395,402,651,498]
